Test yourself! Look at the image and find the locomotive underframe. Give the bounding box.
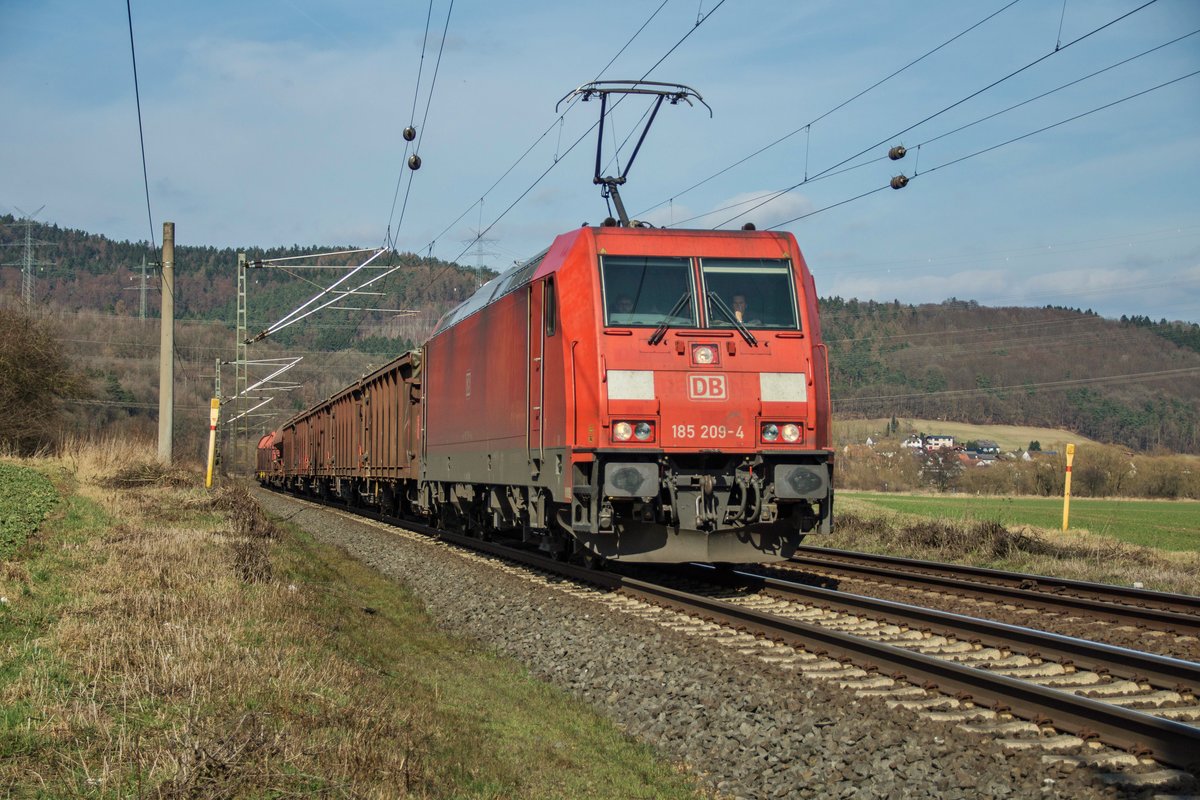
[263,446,832,564]
[567,450,832,562]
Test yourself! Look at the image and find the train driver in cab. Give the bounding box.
[731,293,760,325]
[610,294,636,323]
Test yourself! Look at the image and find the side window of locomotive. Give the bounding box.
[544,278,557,337]
[701,258,800,330]
[600,256,695,327]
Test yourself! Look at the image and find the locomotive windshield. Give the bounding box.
[601,256,696,327]
[702,258,799,330]
[601,255,799,330]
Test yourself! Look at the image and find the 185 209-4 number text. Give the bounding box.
[671,424,744,440]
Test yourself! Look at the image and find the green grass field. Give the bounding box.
[841,491,1199,552]
[0,461,59,560]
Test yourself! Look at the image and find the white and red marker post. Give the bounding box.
[1062,443,1075,531]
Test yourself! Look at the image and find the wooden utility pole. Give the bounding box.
[157,222,175,464]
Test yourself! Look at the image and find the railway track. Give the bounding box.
[783,546,1200,637]
[633,563,1200,767]
[256,487,1200,774]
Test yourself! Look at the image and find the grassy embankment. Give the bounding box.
[821,492,1200,595]
[842,491,1199,552]
[0,440,699,799]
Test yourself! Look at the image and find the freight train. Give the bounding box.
[258,222,834,563]
[259,81,833,563]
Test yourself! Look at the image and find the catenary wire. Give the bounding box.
[122,4,198,378]
[361,1,683,337]
[636,0,1026,219]
[912,69,1200,180]
[448,0,730,261]
[385,0,437,250]
[764,66,1197,231]
[665,24,1197,232]
[258,0,462,352]
[416,2,732,297]
[421,0,673,257]
[125,0,156,252]
[717,0,1162,229]
[391,0,455,249]
[912,28,1200,155]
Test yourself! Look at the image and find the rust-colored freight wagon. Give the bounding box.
[255,432,279,479]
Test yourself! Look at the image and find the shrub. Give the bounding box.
[0,306,81,454]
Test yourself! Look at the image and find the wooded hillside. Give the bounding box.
[822,298,1200,452]
[3,217,1198,453]
[0,215,492,354]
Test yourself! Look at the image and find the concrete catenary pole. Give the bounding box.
[157,222,175,464]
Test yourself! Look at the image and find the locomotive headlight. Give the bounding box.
[634,422,653,441]
[613,422,634,441]
[691,344,717,365]
[761,423,779,442]
[781,423,801,443]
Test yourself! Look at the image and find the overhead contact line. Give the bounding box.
[638,0,1027,220]
[125,0,156,252]
[419,3,731,296]
[761,64,1199,232]
[718,0,1165,229]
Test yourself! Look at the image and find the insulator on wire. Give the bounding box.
[408,154,422,171]
[888,145,907,161]
[890,174,909,190]
[403,125,417,142]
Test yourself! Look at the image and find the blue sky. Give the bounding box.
[3,0,1198,322]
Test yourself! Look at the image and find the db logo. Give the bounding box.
[688,374,727,400]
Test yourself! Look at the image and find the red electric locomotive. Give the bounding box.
[260,81,834,563]
[421,223,833,562]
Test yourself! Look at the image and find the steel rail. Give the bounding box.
[256,488,1200,770]
[786,547,1200,636]
[617,574,1200,771]
[690,565,1200,694]
[797,546,1200,613]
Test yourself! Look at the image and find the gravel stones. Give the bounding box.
[254,491,1172,799]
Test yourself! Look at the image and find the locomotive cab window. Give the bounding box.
[601,256,695,327]
[701,258,799,330]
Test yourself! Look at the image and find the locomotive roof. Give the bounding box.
[433,246,550,335]
[431,225,802,337]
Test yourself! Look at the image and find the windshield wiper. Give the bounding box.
[648,290,692,345]
[707,292,758,346]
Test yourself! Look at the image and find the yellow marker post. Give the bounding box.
[1062,443,1075,531]
[205,398,220,489]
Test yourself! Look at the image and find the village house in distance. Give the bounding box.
[896,434,1003,464]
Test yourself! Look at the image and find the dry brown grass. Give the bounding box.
[2,445,434,797]
[4,443,700,799]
